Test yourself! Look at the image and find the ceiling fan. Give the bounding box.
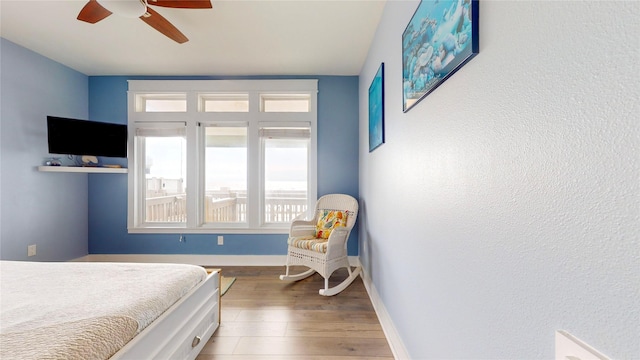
[77,0,212,44]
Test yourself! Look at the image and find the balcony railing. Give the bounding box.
[264,197,308,223]
[144,191,307,224]
[206,197,244,222]
[146,195,186,222]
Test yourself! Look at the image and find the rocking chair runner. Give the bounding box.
[279,194,361,296]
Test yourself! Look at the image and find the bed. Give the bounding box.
[0,260,220,360]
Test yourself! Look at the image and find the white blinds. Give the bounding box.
[135,122,186,137]
[259,126,310,139]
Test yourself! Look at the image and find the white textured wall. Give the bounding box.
[359,1,639,358]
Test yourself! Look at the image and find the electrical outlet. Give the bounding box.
[217,236,224,245]
[28,244,36,257]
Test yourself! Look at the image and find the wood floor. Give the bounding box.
[196,266,394,360]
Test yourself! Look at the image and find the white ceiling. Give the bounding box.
[0,0,386,76]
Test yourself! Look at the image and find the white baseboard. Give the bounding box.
[359,263,411,360]
[74,254,360,267]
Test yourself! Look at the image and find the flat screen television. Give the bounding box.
[47,116,128,158]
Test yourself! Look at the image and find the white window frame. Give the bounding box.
[127,80,318,234]
[131,122,188,229]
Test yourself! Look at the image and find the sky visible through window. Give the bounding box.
[265,142,307,191]
[145,138,307,193]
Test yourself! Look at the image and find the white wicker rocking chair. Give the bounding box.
[279,194,360,296]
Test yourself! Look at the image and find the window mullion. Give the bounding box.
[309,120,318,211]
[131,136,146,228]
[195,121,206,228]
[186,92,199,228]
[247,91,261,228]
[247,124,261,228]
[137,137,146,226]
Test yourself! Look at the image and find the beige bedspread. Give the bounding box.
[1,316,138,359]
[0,261,207,360]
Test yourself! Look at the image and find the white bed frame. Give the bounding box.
[110,270,220,360]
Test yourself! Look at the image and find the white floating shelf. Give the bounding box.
[37,166,127,174]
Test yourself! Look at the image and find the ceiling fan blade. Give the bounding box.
[77,0,112,24]
[146,0,212,9]
[140,7,189,44]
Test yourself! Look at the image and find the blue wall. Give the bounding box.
[0,38,89,261]
[88,76,360,255]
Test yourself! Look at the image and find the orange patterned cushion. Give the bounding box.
[315,210,348,239]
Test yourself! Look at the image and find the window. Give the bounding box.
[131,124,187,227]
[200,94,249,112]
[127,80,317,234]
[204,124,247,225]
[135,94,187,112]
[261,127,310,224]
[261,94,310,112]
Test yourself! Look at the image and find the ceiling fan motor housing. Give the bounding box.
[97,0,147,18]
[78,0,212,44]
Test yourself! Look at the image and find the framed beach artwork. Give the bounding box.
[402,0,479,112]
[369,63,385,152]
